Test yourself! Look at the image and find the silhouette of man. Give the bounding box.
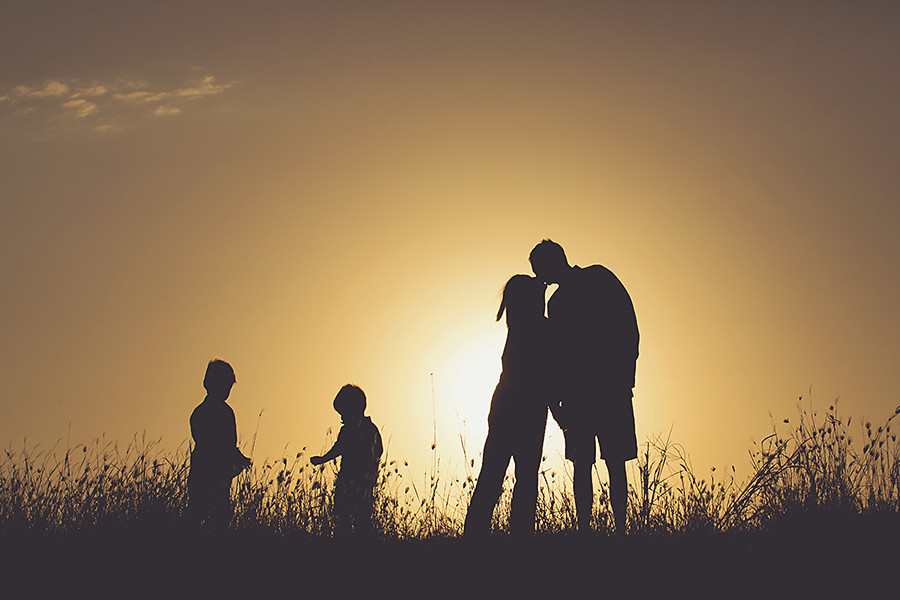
[530,239,639,534]
[188,359,252,528]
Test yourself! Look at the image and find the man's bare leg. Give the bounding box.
[573,460,593,531]
[608,459,627,534]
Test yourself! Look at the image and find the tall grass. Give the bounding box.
[627,399,900,535]
[2,400,898,539]
[0,433,190,535]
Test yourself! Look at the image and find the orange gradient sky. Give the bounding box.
[2,2,898,484]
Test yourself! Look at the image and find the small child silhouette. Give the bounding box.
[188,359,251,528]
[311,384,383,536]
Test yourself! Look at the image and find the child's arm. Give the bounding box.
[373,428,383,462]
[232,446,252,473]
[227,405,252,475]
[310,428,345,465]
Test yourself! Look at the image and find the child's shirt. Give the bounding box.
[331,416,383,482]
[190,399,247,483]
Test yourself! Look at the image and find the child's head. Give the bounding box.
[496,274,546,325]
[203,359,236,400]
[333,384,366,419]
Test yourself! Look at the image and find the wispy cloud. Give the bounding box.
[152,105,182,117]
[173,75,232,98]
[14,81,71,98]
[1,72,238,136]
[72,85,109,98]
[112,90,154,102]
[62,98,99,118]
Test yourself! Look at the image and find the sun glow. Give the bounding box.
[436,328,506,445]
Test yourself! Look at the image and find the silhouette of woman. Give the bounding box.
[464,275,556,536]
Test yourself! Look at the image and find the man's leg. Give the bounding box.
[607,459,627,534]
[573,460,593,531]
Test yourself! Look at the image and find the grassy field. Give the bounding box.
[2,400,898,593]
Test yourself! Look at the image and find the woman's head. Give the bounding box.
[496,274,546,325]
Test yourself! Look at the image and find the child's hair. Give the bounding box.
[496,274,545,323]
[203,359,236,392]
[333,384,367,416]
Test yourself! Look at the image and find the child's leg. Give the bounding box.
[189,479,231,529]
[208,493,233,530]
[333,479,352,536]
[357,484,376,536]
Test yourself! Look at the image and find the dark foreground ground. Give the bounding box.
[2,513,897,597]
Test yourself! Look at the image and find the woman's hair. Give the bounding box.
[496,274,545,323]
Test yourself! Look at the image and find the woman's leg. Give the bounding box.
[510,410,548,535]
[464,426,512,536]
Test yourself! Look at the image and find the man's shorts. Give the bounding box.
[563,389,637,464]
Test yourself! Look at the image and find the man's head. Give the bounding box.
[204,359,236,401]
[333,384,367,419]
[529,239,570,285]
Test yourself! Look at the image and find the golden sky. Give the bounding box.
[2,2,898,483]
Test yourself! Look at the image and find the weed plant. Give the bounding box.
[2,400,898,540]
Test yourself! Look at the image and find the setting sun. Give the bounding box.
[438,327,505,444]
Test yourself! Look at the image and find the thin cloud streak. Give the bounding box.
[152,105,181,117]
[13,81,71,98]
[62,98,98,118]
[1,73,237,135]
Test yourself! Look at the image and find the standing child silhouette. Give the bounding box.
[188,359,252,528]
[311,384,383,536]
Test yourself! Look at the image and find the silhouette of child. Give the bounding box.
[188,359,251,527]
[464,274,561,536]
[311,384,383,535]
